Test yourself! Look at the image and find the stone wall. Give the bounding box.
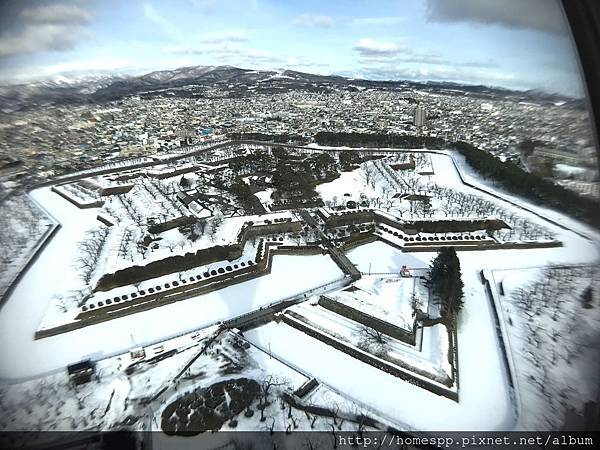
[96,219,303,291]
[318,296,416,345]
[99,184,134,196]
[281,313,458,401]
[51,186,104,209]
[324,210,375,228]
[147,215,196,234]
[36,243,325,338]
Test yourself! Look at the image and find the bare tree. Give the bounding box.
[75,227,110,284]
[357,326,389,358]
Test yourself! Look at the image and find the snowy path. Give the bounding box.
[0,187,343,380]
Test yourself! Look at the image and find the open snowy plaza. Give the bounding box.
[0,141,598,438]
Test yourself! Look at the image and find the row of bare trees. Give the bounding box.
[360,157,555,242]
[508,265,597,428]
[114,193,144,224]
[117,226,140,262]
[62,182,98,202]
[0,195,51,289]
[75,226,110,285]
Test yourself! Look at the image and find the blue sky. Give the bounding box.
[0,0,586,96]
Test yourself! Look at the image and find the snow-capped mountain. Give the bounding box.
[0,65,576,111]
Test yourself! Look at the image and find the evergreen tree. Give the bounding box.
[428,247,464,318]
[454,141,600,228]
[179,175,190,188]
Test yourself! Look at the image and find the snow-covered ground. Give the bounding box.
[328,275,428,331]
[0,187,343,380]
[244,240,514,430]
[347,241,435,273]
[1,326,350,432]
[448,150,600,244]
[244,316,504,431]
[492,266,600,430]
[0,193,54,300]
[284,301,452,385]
[253,187,274,209]
[1,145,598,433]
[316,152,556,243]
[99,180,297,277]
[554,163,596,181]
[53,182,102,206]
[316,168,379,208]
[244,217,599,431]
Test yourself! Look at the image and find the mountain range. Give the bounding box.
[0,65,582,111]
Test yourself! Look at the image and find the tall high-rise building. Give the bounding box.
[413,105,426,127]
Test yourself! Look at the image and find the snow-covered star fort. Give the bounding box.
[0,140,598,434]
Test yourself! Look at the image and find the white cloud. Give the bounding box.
[354,37,498,71]
[198,31,249,44]
[143,3,181,40]
[359,54,444,65]
[159,30,250,55]
[160,40,279,65]
[0,24,91,57]
[0,57,134,83]
[353,38,403,57]
[352,17,406,26]
[292,14,334,28]
[21,4,92,25]
[187,0,218,10]
[356,64,517,89]
[37,58,133,77]
[188,0,260,12]
[0,2,94,57]
[161,42,240,55]
[246,48,271,58]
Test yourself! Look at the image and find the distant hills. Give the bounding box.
[0,65,584,111]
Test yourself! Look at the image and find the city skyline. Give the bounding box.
[0,0,587,97]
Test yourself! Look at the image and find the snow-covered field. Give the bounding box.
[347,240,435,273]
[284,301,452,385]
[1,250,342,379]
[316,152,557,243]
[0,187,343,380]
[0,193,55,300]
[1,322,383,435]
[243,240,512,430]
[329,275,429,331]
[449,150,600,244]
[244,314,506,431]
[1,144,598,433]
[316,169,379,207]
[246,224,598,431]
[492,266,600,430]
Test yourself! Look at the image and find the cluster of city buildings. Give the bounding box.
[0,82,597,198]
